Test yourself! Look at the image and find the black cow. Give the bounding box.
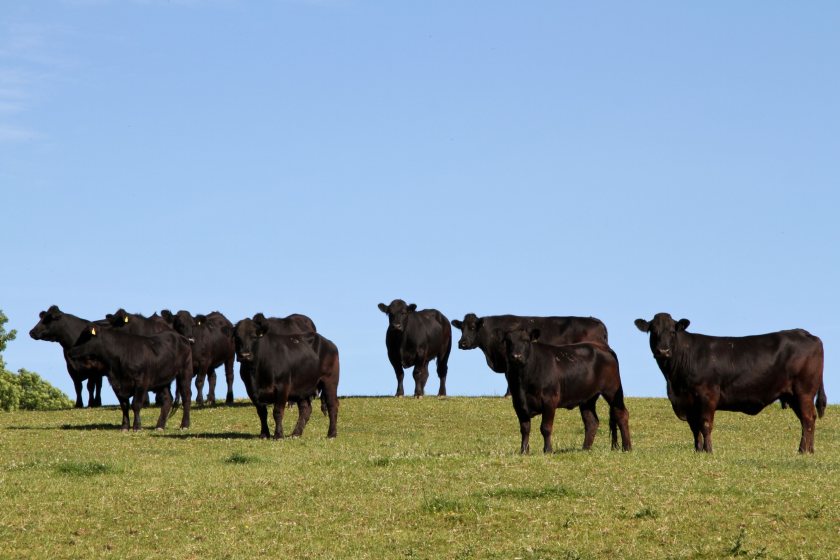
[451,313,608,396]
[233,318,339,439]
[68,324,193,431]
[29,305,106,407]
[635,313,826,453]
[503,329,631,454]
[162,309,235,405]
[377,299,451,397]
[252,312,317,335]
[106,308,171,335]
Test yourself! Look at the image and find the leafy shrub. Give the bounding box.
[0,368,74,412]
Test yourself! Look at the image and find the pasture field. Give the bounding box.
[0,397,838,559]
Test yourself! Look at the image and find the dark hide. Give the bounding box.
[252,312,317,335]
[166,310,235,405]
[67,325,193,431]
[234,318,339,439]
[29,305,106,407]
[377,299,451,397]
[452,313,609,397]
[503,329,631,454]
[635,312,826,453]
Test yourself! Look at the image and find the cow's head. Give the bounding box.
[105,308,132,328]
[634,313,690,359]
[451,313,483,350]
[159,309,175,325]
[503,328,540,365]
[171,310,196,343]
[233,318,266,363]
[67,323,102,364]
[378,299,416,332]
[29,305,66,341]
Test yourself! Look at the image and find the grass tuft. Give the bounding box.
[224,452,259,464]
[484,485,578,500]
[55,461,118,476]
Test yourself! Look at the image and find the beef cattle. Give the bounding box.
[67,325,193,431]
[233,318,339,438]
[451,313,608,396]
[162,309,235,405]
[635,313,826,453]
[29,305,106,407]
[377,299,451,397]
[502,329,631,454]
[252,312,317,335]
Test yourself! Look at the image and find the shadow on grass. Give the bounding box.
[161,431,259,440]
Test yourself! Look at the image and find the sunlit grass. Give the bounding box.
[0,398,837,559]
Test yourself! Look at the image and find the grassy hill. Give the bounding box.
[0,397,837,559]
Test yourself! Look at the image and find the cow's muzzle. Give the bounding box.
[655,348,672,358]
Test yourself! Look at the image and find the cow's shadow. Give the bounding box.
[161,431,258,440]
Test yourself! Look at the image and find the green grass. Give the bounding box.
[0,397,838,559]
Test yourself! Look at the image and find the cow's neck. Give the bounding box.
[477,328,507,373]
[56,314,88,348]
[656,332,691,379]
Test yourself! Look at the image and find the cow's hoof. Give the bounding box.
[156,427,164,432]
[121,428,130,433]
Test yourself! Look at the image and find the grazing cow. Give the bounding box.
[29,305,106,407]
[233,318,339,439]
[67,324,193,431]
[503,329,631,454]
[377,299,451,397]
[451,313,608,396]
[635,313,826,453]
[162,309,235,405]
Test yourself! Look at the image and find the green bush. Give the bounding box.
[0,369,74,412]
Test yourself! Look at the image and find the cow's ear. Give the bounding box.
[451,319,463,330]
[377,303,389,314]
[39,310,46,319]
[529,329,541,342]
[634,319,650,332]
[89,324,98,336]
[407,304,417,312]
[676,318,690,331]
[160,309,173,321]
[48,304,60,313]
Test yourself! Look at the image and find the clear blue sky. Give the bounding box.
[2,1,838,404]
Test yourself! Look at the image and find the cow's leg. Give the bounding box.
[291,399,313,437]
[790,396,817,454]
[515,408,531,454]
[207,367,217,406]
[540,407,556,454]
[686,415,703,451]
[321,381,339,438]
[118,397,131,431]
[85,377,97,408]
[71,374,84,408]
[256,404,270,439]
[273,399,287,439]
[413,364,429,398]
[388,350,405,397]
[131,388,145,431]
[194,366,206,406]
[436,341,451,397]
[224,357,235,404]
[93,375,103,407]
[605,388,632,451]
[155,388,173,430]
[579,399,600,450]
[699,408,715,453]
[178,376,192,430]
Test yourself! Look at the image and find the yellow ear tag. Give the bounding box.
[124,316,129,323]
[197,321,202,326]
[91,327,96,336]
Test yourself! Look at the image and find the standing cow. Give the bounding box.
[635,313,826,453]
[29,305,106,407]
[234,318,339,439]
[503,329,631,454]
[67,324,193,431]
[451,313,608,396]
[161,309,236,405]
[378,299,451,397]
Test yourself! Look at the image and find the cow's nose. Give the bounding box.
[512,353,524,361]
[393,323,402,330]
[656,348,671,358]
[458,341,468,349]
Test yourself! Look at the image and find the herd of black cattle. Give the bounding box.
[28,299,827,454]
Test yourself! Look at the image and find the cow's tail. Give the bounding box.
[816,381,827,419]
